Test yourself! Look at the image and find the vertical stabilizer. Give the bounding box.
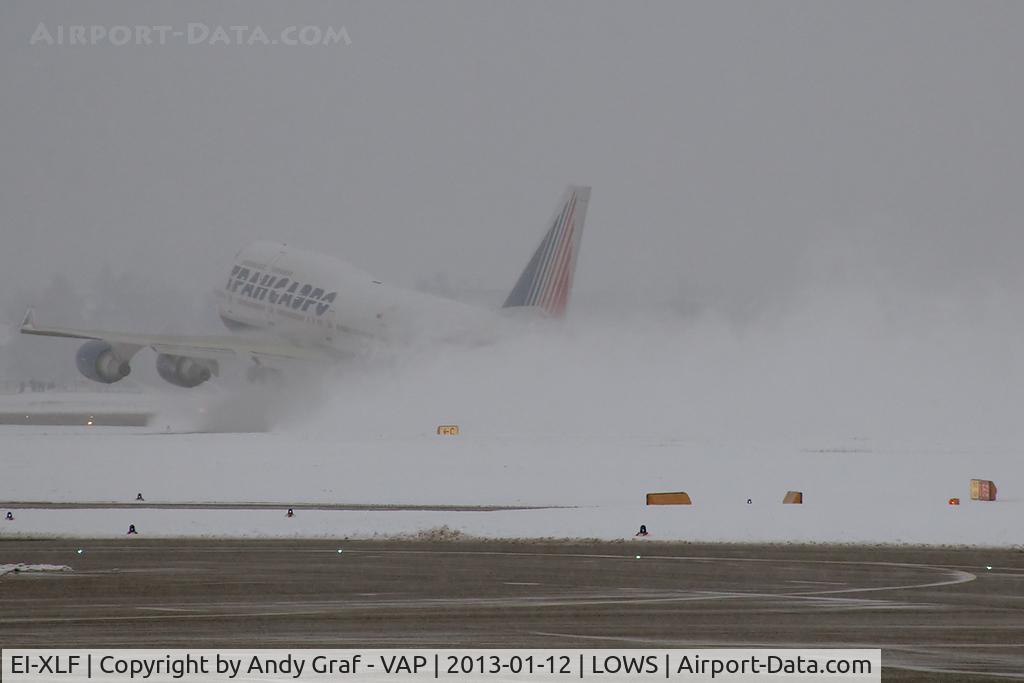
[502,185,590,317]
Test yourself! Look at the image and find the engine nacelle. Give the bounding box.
[76,340,131,384]
[156,354,217,388]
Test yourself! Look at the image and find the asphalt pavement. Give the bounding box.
[2,539,1022,681]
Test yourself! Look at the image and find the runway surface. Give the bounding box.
[0,411,151,426]
[2,540,1023,681]
[0,501,565,512]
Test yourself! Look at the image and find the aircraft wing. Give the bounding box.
[18,308,334,363]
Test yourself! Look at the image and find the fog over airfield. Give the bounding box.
[1,1,1022,439]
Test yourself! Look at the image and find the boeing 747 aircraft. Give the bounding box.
[20,186,591,388]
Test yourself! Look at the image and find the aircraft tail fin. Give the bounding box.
[502,185,590,317]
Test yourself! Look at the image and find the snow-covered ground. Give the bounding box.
[3,305,1022,545]
[0,563,71,575]
[0,425,1019,545]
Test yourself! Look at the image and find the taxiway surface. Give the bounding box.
[2,540,1022,681]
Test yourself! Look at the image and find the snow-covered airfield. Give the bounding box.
[3,296,1022,546]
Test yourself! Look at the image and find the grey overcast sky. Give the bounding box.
[1,1,1022,318]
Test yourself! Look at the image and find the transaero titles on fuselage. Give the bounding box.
[226,265,337,316]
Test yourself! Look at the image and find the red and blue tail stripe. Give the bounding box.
[503,186,590,317]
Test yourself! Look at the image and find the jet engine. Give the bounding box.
[76,340,132,384]
[156,354,218,388]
